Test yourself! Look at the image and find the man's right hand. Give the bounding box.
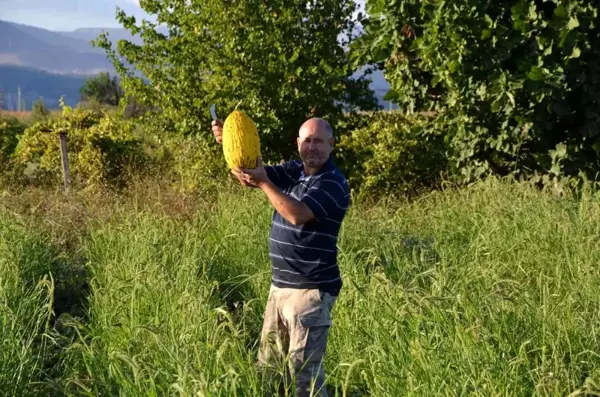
[212,120,223,144]
[231,169,256,188]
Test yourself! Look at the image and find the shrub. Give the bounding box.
[150,132,231,195]
[30,99,51,123]
[335,112,447,199]
[14,104,147,188]
[355,0,600,186]
[0,116,26,164]
[0,116,28,186]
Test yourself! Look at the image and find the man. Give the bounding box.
[212,117,350,397]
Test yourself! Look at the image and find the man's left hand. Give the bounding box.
[233,157,270,188]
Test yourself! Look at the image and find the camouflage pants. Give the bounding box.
[258,285,337,397]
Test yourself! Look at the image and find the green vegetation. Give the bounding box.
[336,111,447,199]
[14,105,147,188]
[354,0,600,186]
[0,214,54,395]
[79,72,123,107]
[0,115,26,165]
[2,1,600,395]
[1,179,600,395]
[95,0,379,161]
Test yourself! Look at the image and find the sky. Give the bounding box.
[0,0,150,31]
[0,0,366,32]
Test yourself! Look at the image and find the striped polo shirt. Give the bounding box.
[264,156,350,296]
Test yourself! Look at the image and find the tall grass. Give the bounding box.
[0,213,55,395]
[2,178,600,395]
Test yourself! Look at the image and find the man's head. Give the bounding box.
[297,118,334,169]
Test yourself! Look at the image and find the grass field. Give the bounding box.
[0,111,32,119]
[1,178,600,396]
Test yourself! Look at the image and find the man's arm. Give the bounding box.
[233,158,316,226]
[259,180,315,226]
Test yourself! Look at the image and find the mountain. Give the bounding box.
[2,21,106,54]
[60,27,144,47]
[0,65,87,109]
[0,19,395,109]
[0,20,115,74]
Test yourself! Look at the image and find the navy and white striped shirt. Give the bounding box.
[265,156,350,296]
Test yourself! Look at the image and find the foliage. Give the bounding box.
[79,72,123,107]
[3,180,600,394]
[0,213,55,395]
[14,104,147,187]
[31,98,50,123]
[0,115,26,165]
[142,125,231,195]
[354,0,600,185]
[336,111,447,198]
[95,0,379,162]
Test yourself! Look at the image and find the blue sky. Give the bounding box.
[0,0,150,31]
[0,0,366,32]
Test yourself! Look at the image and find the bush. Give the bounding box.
[335,112,447,199]
[356,0,600,186]
[14,104,147,188]
[0,116,26,164]
[148,131,231,195]
[0,116,28,186]
[30,99,51,123]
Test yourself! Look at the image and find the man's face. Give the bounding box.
[297,124,333,169]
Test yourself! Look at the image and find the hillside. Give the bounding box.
[0,19,394,109]
[0,20,114,74]
[0,65,86,109]
[60,27,144,46]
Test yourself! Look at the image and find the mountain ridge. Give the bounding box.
[0,19,393,110]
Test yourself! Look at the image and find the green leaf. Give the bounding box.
[448,61,458,73]
[567,16,580,30]
[383,90,399,101]
[556,143,567,158]
[554,5,567,20]
[484,14,493,27]
[569,47,581,59]
[491,100,502,113]
[527,66,545,81]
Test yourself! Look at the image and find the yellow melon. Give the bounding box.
[222,110,261,169]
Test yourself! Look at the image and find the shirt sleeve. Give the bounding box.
[265,162,295,190]
[301,177,350,221]
[265,165,283,189]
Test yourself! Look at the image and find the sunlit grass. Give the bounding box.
[2,178,600,395]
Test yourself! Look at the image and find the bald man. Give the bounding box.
[212,118,350,397]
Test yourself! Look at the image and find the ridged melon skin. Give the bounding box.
[222,110,261,169]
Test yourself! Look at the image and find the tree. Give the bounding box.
[31,98,50,122]
[80,72,123,107]
[95,0,379,161]
[354,0,600,186]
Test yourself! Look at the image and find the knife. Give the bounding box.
[210,104,218,121]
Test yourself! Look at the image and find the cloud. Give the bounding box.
[127,0,140,6]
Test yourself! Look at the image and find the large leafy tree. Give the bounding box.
[354,0,600,185]
[96,0,379,161]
